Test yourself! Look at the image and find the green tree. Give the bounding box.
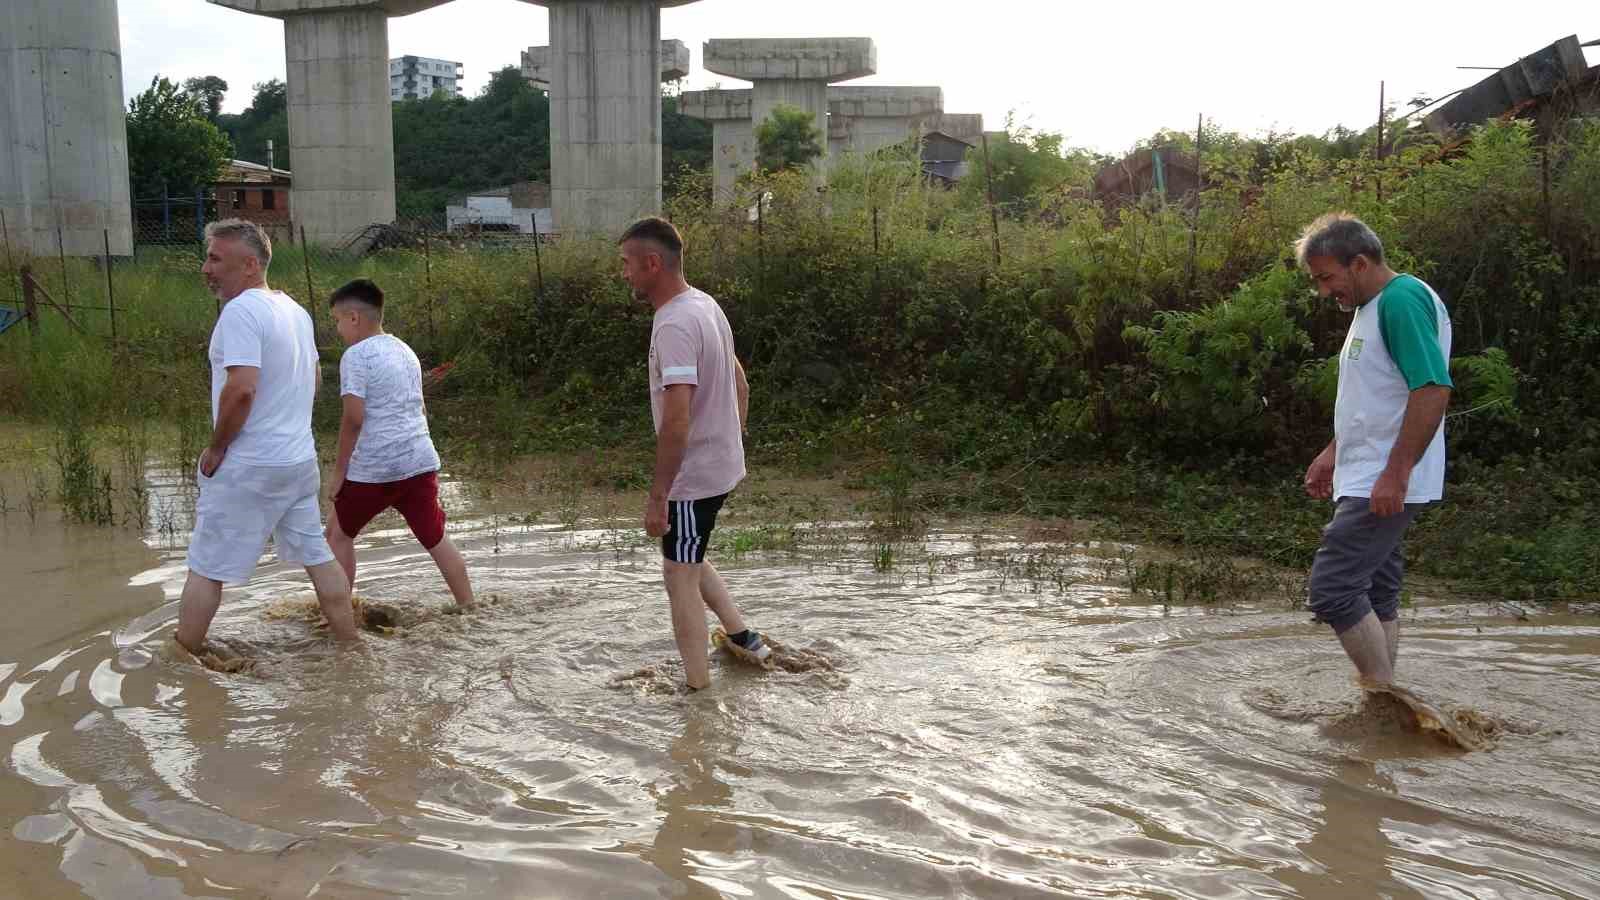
[959,116,1093,216]
[392,66,551,219]
[125,76,232,199]
[755,104,824,172]
[183,75,229,121]
[218,79,289,169]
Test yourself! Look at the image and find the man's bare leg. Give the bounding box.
[176,571,224,654]
[427,537,475,607]
[698,561,747,636]
[664,560,711,689]
[306,560,359,643]
[325,515,357,589]
[1337,612,1394,686]
[1382,618,1400,672]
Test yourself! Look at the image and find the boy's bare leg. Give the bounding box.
[698,561,747,636]
[176,571,224,654]
[664,560,711,690]
[427,536,475,606]
[306,560,359,643]
[325,514,357,589]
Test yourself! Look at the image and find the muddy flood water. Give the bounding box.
[2,463,1599,899]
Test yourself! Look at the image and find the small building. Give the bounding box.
[390,55,463,102]
[1092,146,1202,211]
[921,130,976,184]
[213,159,292,242]
[445,182,552,235]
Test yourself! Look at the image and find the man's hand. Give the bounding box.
[199,446,226,478]
[644,492,670,538]
[1369,466,1409,517]
[328,473,345,503]
[1304,445,1334,499]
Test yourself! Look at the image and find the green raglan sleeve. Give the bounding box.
[1378,278,1453,391]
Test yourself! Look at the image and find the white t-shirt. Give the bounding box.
[1332,277,1452,503]
[648,287,746,501]
[339,333,441,484]
[208,288,318,466]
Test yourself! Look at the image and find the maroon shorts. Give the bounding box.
[333,471,447,549]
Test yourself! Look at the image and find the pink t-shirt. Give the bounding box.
[649,287,746,500]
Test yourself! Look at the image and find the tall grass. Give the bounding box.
[2,119,1597,597]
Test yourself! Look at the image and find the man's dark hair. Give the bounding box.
[618,216,684,270]
[330,278,384,311]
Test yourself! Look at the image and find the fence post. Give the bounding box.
[422,229,436,346]
[1185,112,1203,298]
[871,205,881,305]
[21,265,38,338]
[195,188,206,245]
[756,190,765,296]
[0,208,17,311]
[162,185,171,242]
[980,131,1001,268]
[531,227,545,297]
[1375,81,1385,204]
[104,229,116,340]
[300,225,317,345]
[57,223,70,304]
[1541,144,1552,241]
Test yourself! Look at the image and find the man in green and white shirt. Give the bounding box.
[1297,213,1452,688]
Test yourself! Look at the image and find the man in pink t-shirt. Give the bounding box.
[619,217,772,690]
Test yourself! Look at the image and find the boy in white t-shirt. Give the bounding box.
[325,279,474,607]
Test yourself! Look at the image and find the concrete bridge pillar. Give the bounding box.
[702,38,875,182]
[1,0,132,257]
[207,1,452,245]
[677,89,753,203]
[523,38,689,87]
[523,1,703,237]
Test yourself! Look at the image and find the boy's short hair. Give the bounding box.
[618,216,684,270]
[330,278,384,317]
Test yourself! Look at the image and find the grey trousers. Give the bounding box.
[1308,496,1429,634]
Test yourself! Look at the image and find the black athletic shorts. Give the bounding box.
[662,493,727,564]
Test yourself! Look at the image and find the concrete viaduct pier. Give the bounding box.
[1,0,133,257]
[704,38,876,155]
[207,1,451,245]
[523,1,702,236]
[522,38,690,86]
[681,84,943,201]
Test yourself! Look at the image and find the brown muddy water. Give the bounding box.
[2,463,1599,899]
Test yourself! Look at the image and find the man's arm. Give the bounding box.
[331,394,365,498]
[201,365,259,475]
[1304,438,1336,499]
[734,358,749,433]
[645,384,694,537]
[1369,385,1451,516]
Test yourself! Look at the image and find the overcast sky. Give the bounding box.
[119,0,1597,155]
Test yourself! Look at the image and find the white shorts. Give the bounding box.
[186,457,335,585]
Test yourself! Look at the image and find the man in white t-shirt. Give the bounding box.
[324,278,473,607]
[619,217,772,691]
[177,219,357,655]
[1296,213,1452,688]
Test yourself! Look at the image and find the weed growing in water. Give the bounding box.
[54,420,115,526]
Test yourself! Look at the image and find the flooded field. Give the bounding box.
[2,462,1599,898]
